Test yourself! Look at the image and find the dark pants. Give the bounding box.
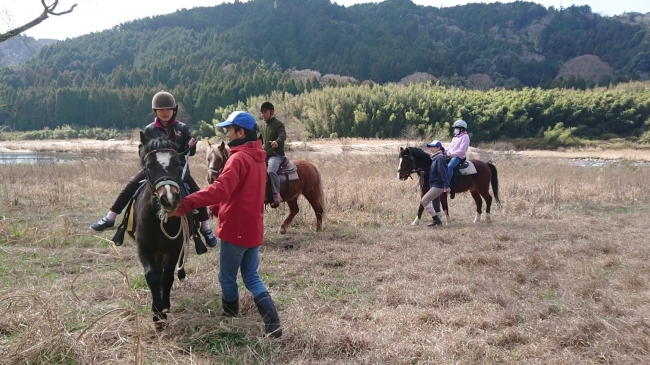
[110,168,209,222]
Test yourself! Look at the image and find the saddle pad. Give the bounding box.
[458,160,477,175]
[278,160,299,182]
[279,171,299,182]
[127,199,136,234]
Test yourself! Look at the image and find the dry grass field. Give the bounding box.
[1,139,650,364]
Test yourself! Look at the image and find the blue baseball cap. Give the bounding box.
[215,111,257,130]
[426,140,443,148]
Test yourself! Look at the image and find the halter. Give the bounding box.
[143,148,182,194]
[398,150,417,179]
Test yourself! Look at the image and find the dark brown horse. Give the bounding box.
[206,142,325,234]
[128,132,194,328]
[397,146,501,224]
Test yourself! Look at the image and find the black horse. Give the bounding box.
[128,131,194,327]
[397,147,501,224]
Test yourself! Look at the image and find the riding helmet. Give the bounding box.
[452,119,467,129]
[152,91,176,109]
[260,101,274,112]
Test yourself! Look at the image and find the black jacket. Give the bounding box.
[143,118,196,166]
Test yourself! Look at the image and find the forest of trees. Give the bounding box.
[218,82,650,144]
[0,0,649,141]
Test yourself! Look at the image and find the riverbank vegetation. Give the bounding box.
[2,81,650,150]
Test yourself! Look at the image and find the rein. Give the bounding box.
[143,146,191,270]
[159,212,191,271]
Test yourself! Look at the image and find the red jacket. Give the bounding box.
[175,140,266,247]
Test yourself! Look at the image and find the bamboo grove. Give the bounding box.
[220,82,650,145]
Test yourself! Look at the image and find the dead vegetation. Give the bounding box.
[1,140,650,364]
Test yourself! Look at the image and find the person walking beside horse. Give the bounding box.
[258,101,286,208]
[420,140,450,227]
[169,111,282,338]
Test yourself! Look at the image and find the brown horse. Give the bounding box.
[397,147,501,224]
[206,142,325,234]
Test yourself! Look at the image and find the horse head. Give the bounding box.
[139,131,182,212]
[206,141,230,184]
[397,147,416,180]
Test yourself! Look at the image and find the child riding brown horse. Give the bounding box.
[397,146,501,224]
[206,142,325,233]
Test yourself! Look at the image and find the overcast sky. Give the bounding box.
[2,0,649,41]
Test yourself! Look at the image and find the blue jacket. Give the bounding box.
[428,151,449,190]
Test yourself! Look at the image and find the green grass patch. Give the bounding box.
[186,327,277,363]
[129,275,148,290]
[539,290,556,300]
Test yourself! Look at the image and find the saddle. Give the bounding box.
[276,157,299,182]
[447,158,478,199]
[112,177,207,255]
[265,157,299,204]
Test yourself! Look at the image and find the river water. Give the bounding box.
[0,152,90,165]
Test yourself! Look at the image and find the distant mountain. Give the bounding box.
[0,36,57,68]
[1,0,650,131]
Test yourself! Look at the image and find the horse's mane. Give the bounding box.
[405,147,431,161]
[140,137,179,166]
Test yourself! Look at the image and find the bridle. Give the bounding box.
[398,149,417,179]
[142,146,191,270]
[142,148,181,195]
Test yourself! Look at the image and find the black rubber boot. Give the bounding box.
[222,298,239,317]
[427,215,443,227]
[254,292,282,338]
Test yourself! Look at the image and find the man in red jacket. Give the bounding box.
[169,111,282,338]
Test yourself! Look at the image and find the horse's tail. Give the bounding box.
[487,162,502,209]
[317,166,326,220]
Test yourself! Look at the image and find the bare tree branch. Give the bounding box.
[0,0,77,43]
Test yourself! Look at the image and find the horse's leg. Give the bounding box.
[303,192,324,232]
[141,254,166,323]
[440,192,451,224]
[161,255,177,313]
[412,187,427,226]
[480,186,493,223]
[280,199,299,234]
[470,190,483,223]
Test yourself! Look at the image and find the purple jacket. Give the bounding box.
[446,131,470,159]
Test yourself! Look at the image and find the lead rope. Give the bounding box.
[159,213,191,271]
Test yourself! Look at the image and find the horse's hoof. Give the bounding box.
[279,227,287,234]
[154,319,168,331]
[411,218,421,226]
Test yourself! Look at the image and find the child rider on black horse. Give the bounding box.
[90,90,217,248]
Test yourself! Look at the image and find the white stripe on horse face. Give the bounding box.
[157,152,173,171]
[164,184,174,203]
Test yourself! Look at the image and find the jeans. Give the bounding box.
[267,155,283,194]
[218,240,268,302]
[447,157,462,184]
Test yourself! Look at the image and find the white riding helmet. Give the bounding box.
[452,119,467,129]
